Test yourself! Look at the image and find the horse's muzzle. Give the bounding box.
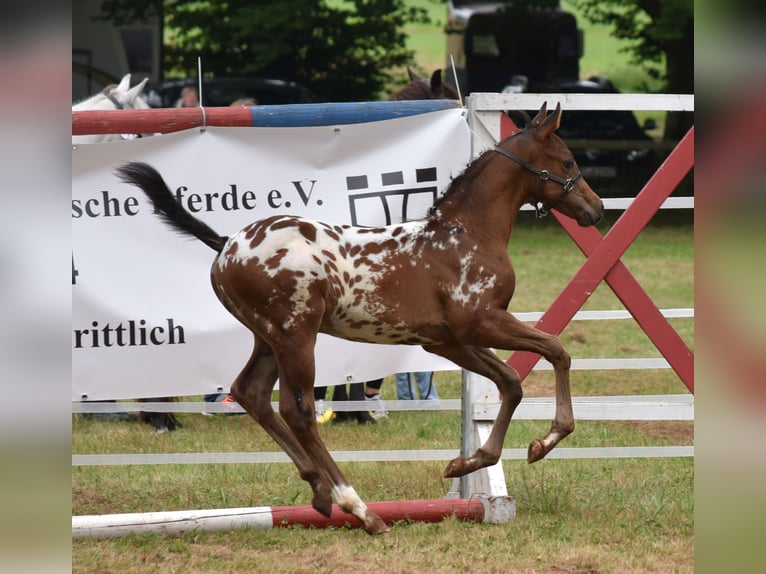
[579,201,604,226]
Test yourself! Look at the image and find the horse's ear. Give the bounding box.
[116,74,132,92]
[528,102,548,128]
[125,77,149,104]
[537,102,562,138]
[407,67,421,82]
[529,102,562,139]
[430,69,443,96]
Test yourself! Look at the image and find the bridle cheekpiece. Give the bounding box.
[493,144,582,218]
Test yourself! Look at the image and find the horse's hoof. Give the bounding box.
[311,493,333,518]
[443,457,468,478]
[364,512,390,535]
[527,439,546,463]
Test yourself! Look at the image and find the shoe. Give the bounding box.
[354,410,377,425]
[332,411,353,424]
[220,394,245,415]
[203,394,243,416]
[365,393,387,419]
[316,400,334,424]
[203,393,225,415]
[331,410,376,424]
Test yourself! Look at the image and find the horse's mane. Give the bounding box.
[428,152,495,216]
[388,66,466,218]
[429,129,529,217]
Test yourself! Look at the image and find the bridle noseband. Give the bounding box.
[493,145,582,218]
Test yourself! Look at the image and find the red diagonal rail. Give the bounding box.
[501,115,694,392]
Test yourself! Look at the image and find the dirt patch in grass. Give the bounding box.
[72,487,117,515]
[613,420,694,444]
[521,375,555,397]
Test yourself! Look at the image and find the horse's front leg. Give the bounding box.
[472,310,575,463]
[525,340,574,463]
[423,344,523,478]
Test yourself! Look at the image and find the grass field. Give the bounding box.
[73,221,693,573]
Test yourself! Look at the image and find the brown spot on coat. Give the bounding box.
[298,221,317,242]
[265,249,288,269]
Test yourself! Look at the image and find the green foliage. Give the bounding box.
[99,0,430,101]
[568,0,693,94]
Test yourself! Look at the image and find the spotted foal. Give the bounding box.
[117,102,604,535]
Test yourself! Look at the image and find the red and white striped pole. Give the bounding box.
[72,498,490,539]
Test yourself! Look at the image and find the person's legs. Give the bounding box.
[415,372,438,400]
[331,385,350,423]
[395,372,413,399]
[348,382,376,424]
[365,378,383,397]
[364,378,386,419]
[331,384,375,424]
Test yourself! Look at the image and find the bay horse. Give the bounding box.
[389,67,459,101]
[72,73,151,144]
[116,102,603,535]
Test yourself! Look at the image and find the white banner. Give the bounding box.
[72,109,471,400]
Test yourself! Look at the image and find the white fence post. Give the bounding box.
[446,371,516,523]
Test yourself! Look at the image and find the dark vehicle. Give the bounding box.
[146,77,316,108]
[507,79,660,197]
[446,2,660,197]
[446,0,582,95]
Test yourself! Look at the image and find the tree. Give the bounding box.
[98,0,429,102]
[569,0,693,139]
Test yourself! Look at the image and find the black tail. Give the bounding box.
[115,162,228,253]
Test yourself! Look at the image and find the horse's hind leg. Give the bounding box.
[273,339,389,535]
[229,337,333,516]
[424,344,523,478]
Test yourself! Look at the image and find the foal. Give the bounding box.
[117,102,603,535]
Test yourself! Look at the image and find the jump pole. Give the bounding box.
[72,497,511,539]
[72,100,462,136]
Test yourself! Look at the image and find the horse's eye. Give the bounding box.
[563,159,575,170]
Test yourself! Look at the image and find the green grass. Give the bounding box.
[73,409,693,572]
[73,223,693,572]
[401,0,449,75]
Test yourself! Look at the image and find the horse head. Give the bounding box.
[72,73,151,144]
[390,68,460,101]
[104,73,151,110]
[495,102,604,226]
